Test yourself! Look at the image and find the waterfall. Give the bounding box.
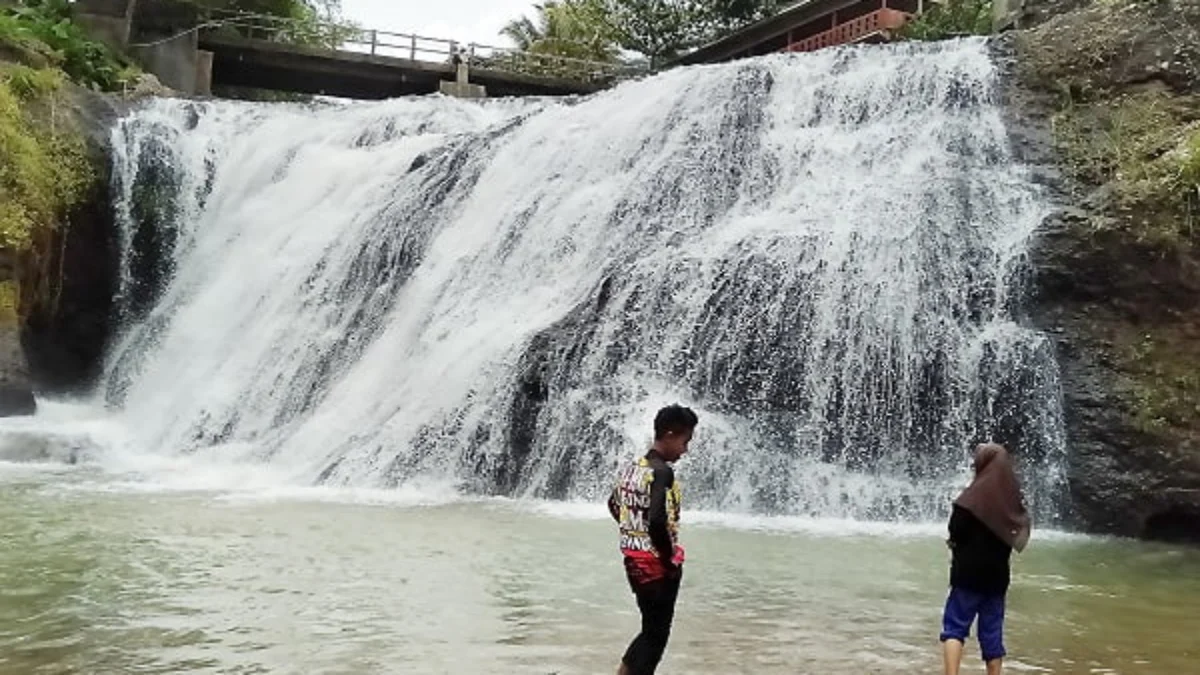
[102,37,1066,523]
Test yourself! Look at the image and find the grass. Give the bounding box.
[1050,90,1200,250]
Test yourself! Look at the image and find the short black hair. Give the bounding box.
[654,404,698,439]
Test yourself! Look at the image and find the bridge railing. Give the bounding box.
[198,9,644,85]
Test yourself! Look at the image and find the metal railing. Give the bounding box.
[197,9,646,85]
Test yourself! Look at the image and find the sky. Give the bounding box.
[339,0,537,48]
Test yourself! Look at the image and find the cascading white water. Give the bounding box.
[102,38,1066,522]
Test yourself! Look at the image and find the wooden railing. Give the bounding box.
[782,8,910,53]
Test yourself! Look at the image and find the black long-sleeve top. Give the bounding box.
[948,503,1013,595]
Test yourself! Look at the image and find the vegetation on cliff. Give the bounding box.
[1,1,137,90]
[0,1,128,326]
[1017,0,1200,441]
[0,64,92,324]
[1009,0,1200,539]
[0,65,90,245]
[1021,0,1200,251]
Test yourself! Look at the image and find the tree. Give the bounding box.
[500,0,620,63]
[600,0,781,66]
[600,0,704,65]
[702,0,782,32]
[196,0,344,21]
[194,0,358,50]
[498,0,785,68]
[899,0,992,41]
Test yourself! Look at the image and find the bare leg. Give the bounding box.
[986,658,1002,675]
[942,639,964,675]
[616,662,631,675]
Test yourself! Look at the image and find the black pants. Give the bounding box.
[621,572,682,675]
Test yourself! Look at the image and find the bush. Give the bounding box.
[900,0,993,41]
[0,63,92,253]
[0,0,137,91]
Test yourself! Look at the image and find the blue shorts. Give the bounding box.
[939,586,1006,662]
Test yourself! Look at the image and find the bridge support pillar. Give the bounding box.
[195,50,213,96]
[74,0,139,51]
[439,64,486,99]
[73,0,211,96]
[129,30,210,95]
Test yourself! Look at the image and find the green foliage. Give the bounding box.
[605,0,782,63]
[1,0,138,91]
[602,0,704,64]
[900,0,993,41]
[501,1,621,63]
[0,64,92,255]
[0,11,56,67]
[191,0,356,49]
[499,0,781,67]
[1052,90,1200,249]
[184,0,343,22]
[3,61,61,99]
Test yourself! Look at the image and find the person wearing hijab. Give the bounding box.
[940,443,1032,675]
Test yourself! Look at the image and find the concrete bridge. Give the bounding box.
[74,0,636,99]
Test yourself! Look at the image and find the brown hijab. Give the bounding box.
[954,443,1032,552]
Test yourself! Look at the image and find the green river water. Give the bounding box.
[1,463,1197,674]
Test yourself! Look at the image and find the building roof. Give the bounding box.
[672,0,861,66]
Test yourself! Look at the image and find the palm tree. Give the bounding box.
[500,12,543,52]
[500,1,620,63]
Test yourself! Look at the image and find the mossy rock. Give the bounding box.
[0,13,59,71]
[1049,86,1200,249]
[0,61,94,323]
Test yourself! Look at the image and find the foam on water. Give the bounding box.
[514,497,1093,542]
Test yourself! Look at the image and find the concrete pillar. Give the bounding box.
[439,62,486,98]
[195,50,213,97]
[439,79,487,99]
[131,30,201,94]
[74,0,139,50]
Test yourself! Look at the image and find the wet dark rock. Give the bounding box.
[998,0,1200,542]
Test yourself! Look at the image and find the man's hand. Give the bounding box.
[671,544,685,566]
[659,544,685,578]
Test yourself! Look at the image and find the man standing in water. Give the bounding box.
[607,404,698,675]
[940,443,1032,675]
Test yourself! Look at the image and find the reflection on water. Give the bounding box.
[1,469,1198,674]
